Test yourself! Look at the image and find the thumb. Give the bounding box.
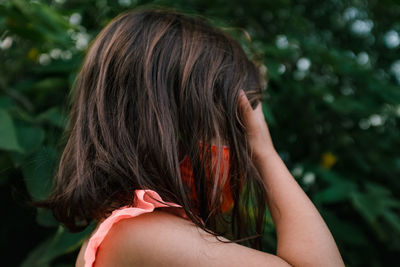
[238,90,252,115]
[238,90,254,129]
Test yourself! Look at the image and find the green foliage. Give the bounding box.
[1,0,399,266]
[0,108,22,152]
[21,225,95,267]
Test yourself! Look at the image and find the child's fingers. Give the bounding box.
[238,90,253,118]
[238,90,275,159]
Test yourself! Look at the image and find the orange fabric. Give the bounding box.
[179,142,234,213]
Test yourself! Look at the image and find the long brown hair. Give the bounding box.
[35,7,268,250]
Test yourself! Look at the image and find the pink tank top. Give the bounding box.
[83,189,190,267]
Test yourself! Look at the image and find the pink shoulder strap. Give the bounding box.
[83,189,188,267]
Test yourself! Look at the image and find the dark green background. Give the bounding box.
[1,0,400,266]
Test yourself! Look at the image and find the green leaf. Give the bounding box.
[0,108,23,152]
[313,181,357,204]
[10,121,45,168]
[351,191,379,223]
[36,107,68,129]
[383,210,400,233]
[9,123,45,167]
[36,207,59,228]
[351,182,400,240]
[0,96,14,110]
[20,225,94,267]
[16,123,46,153]
[21,146,58,200]
[311,167,358,204]
[34,57,81,74]
[12,0,72,46]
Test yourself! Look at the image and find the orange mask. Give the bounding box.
[179,141,234,214]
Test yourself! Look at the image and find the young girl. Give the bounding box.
[38,7,344,267]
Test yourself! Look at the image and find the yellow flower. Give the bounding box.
[28,48,39,62]
[321,152,337,169]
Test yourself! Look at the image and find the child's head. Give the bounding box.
[39,7,267,249]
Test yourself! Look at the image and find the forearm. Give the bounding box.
[255,151,344,267]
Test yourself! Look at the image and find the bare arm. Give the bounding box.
[238,90,344,266]
[255,152,344,266]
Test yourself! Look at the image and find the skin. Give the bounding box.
[237,90,344,266]
[76,90,345,267]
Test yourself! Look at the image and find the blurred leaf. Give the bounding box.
[21,146,58,201]
[384,210,400,233]
[265,60,283,81]
[34,57,82,74]
[30,77,68,94]
[20,225,94,267]
[311,167,358,204]
[314,181,357,204]
[0,108,23,152]
[0,96,14,110]
[15,122,46,154]
[12,0,72,46]
[351,182,400,240]
[36,208,59,228]
[36,107,68,129]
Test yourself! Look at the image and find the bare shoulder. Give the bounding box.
[94,209,291,267]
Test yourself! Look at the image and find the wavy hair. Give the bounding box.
[35,7,268,250]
